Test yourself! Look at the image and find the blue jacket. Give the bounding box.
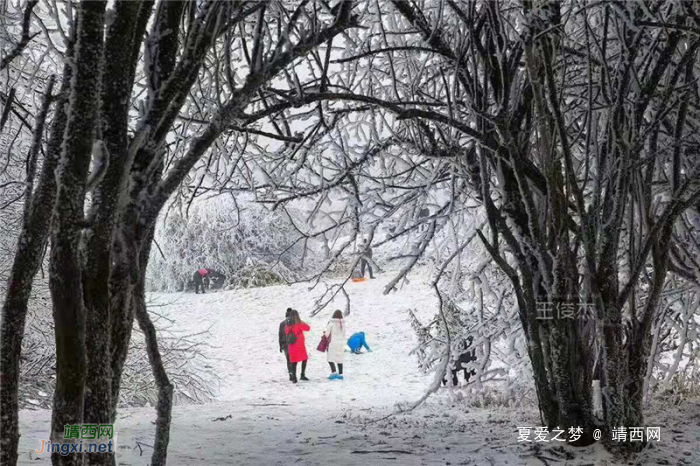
[347,332,370,352]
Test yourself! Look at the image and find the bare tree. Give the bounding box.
[0,0,39,73]
[229,0,700,453]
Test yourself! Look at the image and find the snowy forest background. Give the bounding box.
[1,0,700,465]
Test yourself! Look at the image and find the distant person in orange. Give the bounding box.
[285,309,310,383]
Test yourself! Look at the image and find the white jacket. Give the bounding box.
[324,318,346,364]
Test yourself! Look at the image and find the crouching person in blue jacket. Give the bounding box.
[347,332,371,354]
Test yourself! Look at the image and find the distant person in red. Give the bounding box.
[193,268,209,294]
[285,309,310,383]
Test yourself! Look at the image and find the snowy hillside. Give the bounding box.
[147,271,439,407]
[16,274,700,465]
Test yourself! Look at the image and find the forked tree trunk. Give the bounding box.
[104,0,180,423]
[49,2,106,465]
[81,3,146,465]
[623,224,674,439]
[96,1,156,430]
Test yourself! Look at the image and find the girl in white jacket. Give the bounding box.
[324,310,346,380]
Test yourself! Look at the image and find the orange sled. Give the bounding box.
[351,277,369,283]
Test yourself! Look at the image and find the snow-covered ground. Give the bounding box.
[16,273,700,465]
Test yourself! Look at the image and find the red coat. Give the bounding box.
[285,322,310,363]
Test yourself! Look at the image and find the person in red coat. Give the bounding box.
[285,309,310,383]
[193,268,209,294]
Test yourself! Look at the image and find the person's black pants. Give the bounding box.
[361,259,374,278]
[284,349,292,377]
[290,360,307,379]
[442,368,476,386]
[329,362,343,375]
[193,274,205,294]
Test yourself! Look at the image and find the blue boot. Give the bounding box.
[329,373,339,380]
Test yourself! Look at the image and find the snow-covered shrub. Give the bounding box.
[234,267,285,289]
[118,302,219,407]
[17,281,54,410]
[655,372,700,407]
[148,196,316,292]
[409,282,534,409]
[644,285,700,405]
[407,215,535,408]
[19,290,218,409]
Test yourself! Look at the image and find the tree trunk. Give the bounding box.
[624,225,674,442]
[133,226,173,466]
[82,3,145,465]
[49,3,106,465]
[106,0,178,422]
[549,317,593,440]
[0,74,59,466]
[107,241,135,422]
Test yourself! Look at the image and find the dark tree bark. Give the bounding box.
[81,3,151,465]
[106,4,156,424]
[49,2,106,465]
[107,0,185,427]
[0,74,55,466]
